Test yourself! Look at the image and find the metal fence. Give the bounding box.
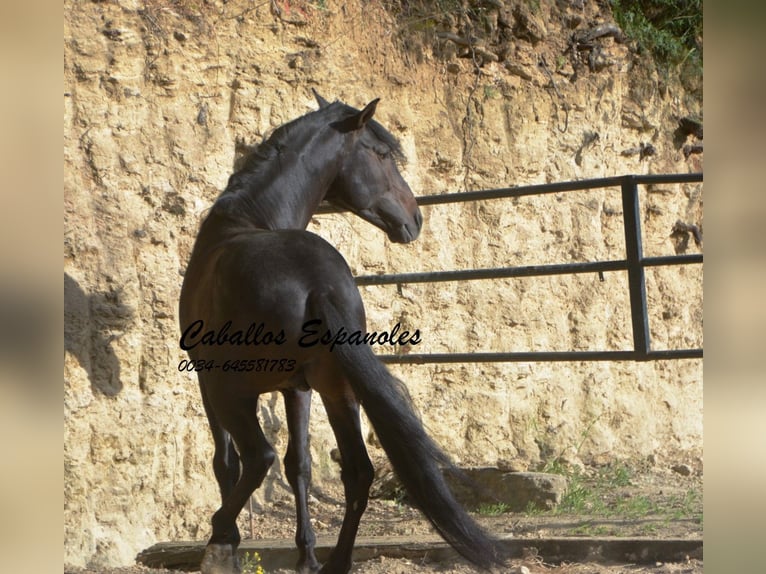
[318,173,703,364]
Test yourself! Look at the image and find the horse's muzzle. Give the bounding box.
[390,207,423,243]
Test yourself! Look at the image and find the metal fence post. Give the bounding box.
[621,176,651,359]
[334,173,702,364]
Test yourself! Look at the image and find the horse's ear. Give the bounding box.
[313,88,331,108]
[333,98,380,133]
[357,98,380,127]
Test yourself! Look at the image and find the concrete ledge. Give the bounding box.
[137,536,703,571]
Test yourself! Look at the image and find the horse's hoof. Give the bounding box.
[200,543,241,574]
[297,562,322,574]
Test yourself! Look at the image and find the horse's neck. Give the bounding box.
[215,131,341,232]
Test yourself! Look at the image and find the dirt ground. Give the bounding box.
[65,466,702,574]
[65,559,703,574]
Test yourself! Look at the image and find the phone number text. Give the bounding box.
[178,358,296,373]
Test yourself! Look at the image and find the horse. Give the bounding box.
[179,92,504,574]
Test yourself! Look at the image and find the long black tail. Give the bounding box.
[320,299,505,570]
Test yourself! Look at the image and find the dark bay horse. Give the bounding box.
[179,93,503,573]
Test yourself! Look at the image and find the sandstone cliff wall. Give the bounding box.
[64,0,702,566]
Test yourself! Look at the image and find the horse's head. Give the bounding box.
[318,93,423,244]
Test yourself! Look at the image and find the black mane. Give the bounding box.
[359,111,406,165]
[224,101,405,196]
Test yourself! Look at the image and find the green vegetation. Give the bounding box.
[483,84,499,100]
[477,501,512,516]
[241,551,265,574]
[537,461,703,536]
[609,0,703,69]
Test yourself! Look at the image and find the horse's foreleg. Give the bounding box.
[203,397,276,574]
[318,391,374,574]
[283,387,321,573]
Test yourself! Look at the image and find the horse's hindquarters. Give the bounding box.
[180,229,366,396]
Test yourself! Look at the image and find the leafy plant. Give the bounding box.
[483,84,499,100]
[614,494,656,518]
[477,502,511,516]
[609,0,702,69]
[241,551,265,574]
[598,462,632,487]
[556,468,607,515]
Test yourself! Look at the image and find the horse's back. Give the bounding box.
[217,228,356,289]
[182,227,364,348]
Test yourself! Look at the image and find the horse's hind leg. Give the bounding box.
[282,387,321,573]
[202,395,276,574]
[200,380,240,504]
[318,390,374,574]
[199,379,243,574]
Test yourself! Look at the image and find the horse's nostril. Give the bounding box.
[414,208,423,229]
[407,219,421,242]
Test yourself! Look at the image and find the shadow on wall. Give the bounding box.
[65,273,133,396]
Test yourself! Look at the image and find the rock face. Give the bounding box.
[447,469,568,511]
[64,0,703,567]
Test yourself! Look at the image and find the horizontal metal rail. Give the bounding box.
[376,349,703,365]
[315,172,703,214]
[323,174,703,363]
[355,254,703,286]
